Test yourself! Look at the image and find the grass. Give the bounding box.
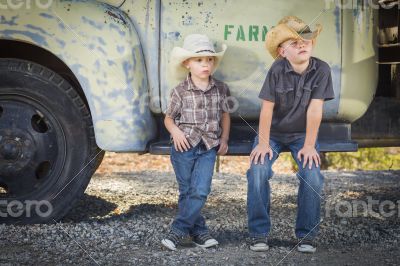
[323,147,400,171]
[280,147,400,172]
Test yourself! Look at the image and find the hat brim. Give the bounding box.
[266,24,322,59]
[298,30,319,40]
[169,44,227,81]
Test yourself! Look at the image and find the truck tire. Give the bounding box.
[0,59,105,224]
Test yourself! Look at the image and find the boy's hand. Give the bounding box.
[250,143,274,165]
[297,145,321,169]
[171,128,190,152]
[217,138,229,155]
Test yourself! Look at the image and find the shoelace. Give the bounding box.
[250,237,267,245]
[300,239,314,246]
[196,233,212,243]
[166,231,181,245]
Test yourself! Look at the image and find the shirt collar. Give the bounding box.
[284,57,316,74]
[184,73,215,92]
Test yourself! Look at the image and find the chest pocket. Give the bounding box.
[182,93,201,110]
[209,93,221,111]
[276,87,295,110]
[300,85,314,107]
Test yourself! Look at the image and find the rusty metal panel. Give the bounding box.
[0,0,381,151]
[119,0,161,113]
[98,0,125,7]
[160,0,343,121]
[339,4,378,123]
[0,0,156,151]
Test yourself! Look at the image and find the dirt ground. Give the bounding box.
[95,152,296,176]
[1,152,399,265]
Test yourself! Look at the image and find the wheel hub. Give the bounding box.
[0,98,62,197]
[0,130,34,173]
[0,138,20,160]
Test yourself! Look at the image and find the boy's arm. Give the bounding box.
[258,100,274,146]
[250,100,275,164]
[217,112,230,155]
[298,99,324,169]
[164,115,190,152]
[165,88,190,152]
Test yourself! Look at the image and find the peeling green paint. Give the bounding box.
[0,0,156,152]
[0,0,379,152]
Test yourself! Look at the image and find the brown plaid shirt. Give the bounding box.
[165,75,231,150]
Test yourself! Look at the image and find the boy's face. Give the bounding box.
[278,38,314,64]
[183,56,215,80]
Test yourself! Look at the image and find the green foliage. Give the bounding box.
[323,148,400,171]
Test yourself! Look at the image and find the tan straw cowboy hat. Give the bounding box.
[266,16,322,59]
[170,34,227,80]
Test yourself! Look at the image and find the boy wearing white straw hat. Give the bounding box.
[247,16,335,253]
[161,34,231,251]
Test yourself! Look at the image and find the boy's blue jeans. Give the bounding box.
[247,135,324,240]
[170,141,217,237]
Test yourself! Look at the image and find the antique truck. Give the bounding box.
[0,0,399,223]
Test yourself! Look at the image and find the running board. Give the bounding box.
[149,140,358,155]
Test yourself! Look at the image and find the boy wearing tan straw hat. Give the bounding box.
[161,34,231,251]
[247,16,335,253]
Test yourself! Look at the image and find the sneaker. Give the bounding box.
[297,238,316,253]
[249,237,269,252]
[161,231,183,251]
[192,232,219,248]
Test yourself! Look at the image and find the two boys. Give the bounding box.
[162,16,334,253]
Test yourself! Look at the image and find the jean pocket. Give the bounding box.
[300,86,312,107]
[276,87,295,110]
[170,143,176,154]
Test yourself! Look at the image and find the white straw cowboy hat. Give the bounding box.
[266,16,322,59]
[170,34,227,80]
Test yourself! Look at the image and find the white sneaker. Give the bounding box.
[192,233,219,248]
[297,239,316,253]
[161,231,182,251]
[249,237,269,252]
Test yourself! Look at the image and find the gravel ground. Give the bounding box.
[1,153,400,265]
